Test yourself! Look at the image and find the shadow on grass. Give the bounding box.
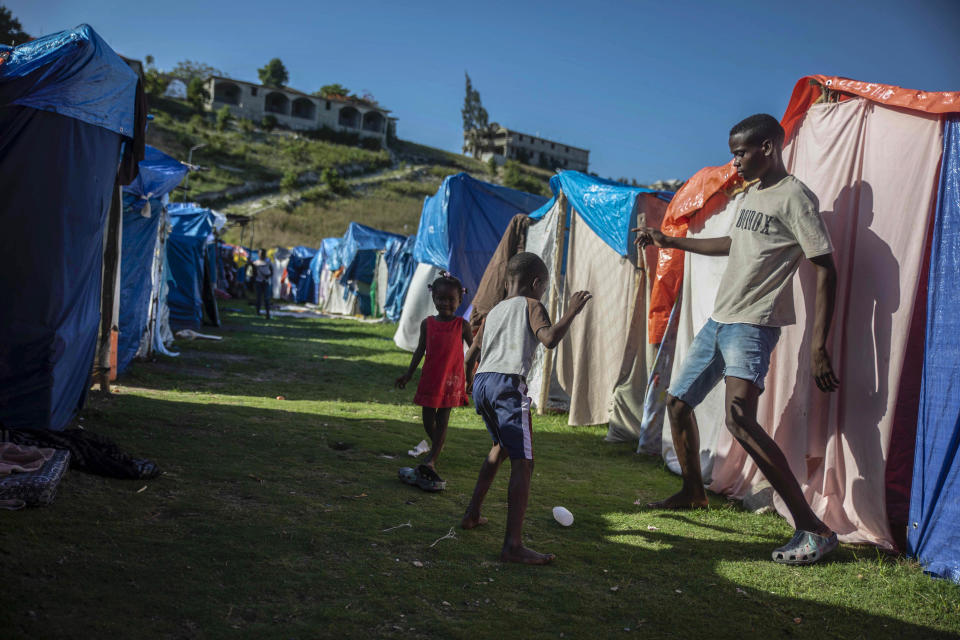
[92,310,960,638]
[28,390,954,639]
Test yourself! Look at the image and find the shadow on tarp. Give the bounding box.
[66,391,959,640]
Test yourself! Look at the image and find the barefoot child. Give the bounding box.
[461,253,592,564]
[395,272,473,492]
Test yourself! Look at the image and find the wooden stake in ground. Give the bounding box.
[538,190,568,416]
[94,183,124,392]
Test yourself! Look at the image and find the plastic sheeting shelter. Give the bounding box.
[166,203,219,331]
[383,235,417,321]
[515,172,671,429]
[334,222,405,316]
[908,115,960,584]
[339,222,406,283]
[287,246,318,303]
[396,174,547,349]
[310,238,342,307]
[0,25,137,430]
[413,173,548,316]
[117,146,188,374]
[641,76,960,556]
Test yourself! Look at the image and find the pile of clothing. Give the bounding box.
[0,427,160,510]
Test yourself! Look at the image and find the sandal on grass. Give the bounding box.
[772,530,838,565]
[415,464,446,492]
[398,467,417,485]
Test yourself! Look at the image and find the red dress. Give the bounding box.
[414,316,469,408]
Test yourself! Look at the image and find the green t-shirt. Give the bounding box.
[712,175,833,327]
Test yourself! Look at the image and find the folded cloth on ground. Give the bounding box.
[0,442,55,475]
[0,450,71,506]
[0,428,160,479]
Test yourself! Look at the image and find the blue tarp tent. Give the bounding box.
[908,115,960,584]
[414,173,547,315]
[166,203,217,331]
[117,146,188,374]
[339,222,406,283]
[0,25,137,430]
[287,246,318,304]
[384,235,417,321]
[320,237,343,271]
[305,238,342,304]
[338,223,405,316]
[530,171,675,256]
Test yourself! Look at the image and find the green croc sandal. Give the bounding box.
[398,467,417,486]
[772,530,838,565]
[415,464,446,492]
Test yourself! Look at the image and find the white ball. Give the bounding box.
[552,506,574,527]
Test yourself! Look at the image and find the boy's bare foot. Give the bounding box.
[646,491,709,510]
[460,514,488,529]
[500,545,555,565]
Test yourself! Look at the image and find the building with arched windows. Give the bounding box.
[203,76,393,146]
[466,123,589,172]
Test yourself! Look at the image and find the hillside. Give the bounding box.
[145,97,555,248]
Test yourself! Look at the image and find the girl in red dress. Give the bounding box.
[395,272,473,491]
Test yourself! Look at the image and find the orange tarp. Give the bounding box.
[648,75,960,343]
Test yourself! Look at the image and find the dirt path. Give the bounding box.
[220,163,434,218]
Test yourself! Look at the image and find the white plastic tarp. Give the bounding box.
[394,263,441,351]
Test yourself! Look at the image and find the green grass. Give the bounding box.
[146,98,392,201]
[145,97,556,249]
[220,187,426,247]
[2,308,958,639]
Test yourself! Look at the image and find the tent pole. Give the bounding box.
[94,183,124,392]
[147,207,166,357]
[635,208,656,376]
[538,190,567,415]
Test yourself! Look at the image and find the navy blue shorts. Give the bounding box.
[472,372,533,460]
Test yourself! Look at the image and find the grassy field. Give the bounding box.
[4,308,957,639]
[219,178,432,247]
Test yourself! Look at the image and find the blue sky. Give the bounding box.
[9,0,960,181]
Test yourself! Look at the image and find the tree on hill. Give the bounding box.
[258,58,289,88]
[187,77,208,113]
[1,6,30,46]
[142,53,169,96]
[170,60,224,83]
[314,84,351,99]
[143,68,169,96]
[462,72,489,157]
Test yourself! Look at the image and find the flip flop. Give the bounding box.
[398,467,417,486]
[415,464,446,492]
[772,530,838,565]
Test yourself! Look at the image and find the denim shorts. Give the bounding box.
[667,318,781,408]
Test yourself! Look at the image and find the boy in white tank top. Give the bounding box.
[461,252,591,565]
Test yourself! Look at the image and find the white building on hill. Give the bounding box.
[467,123,590,172]
[204,76,393,146]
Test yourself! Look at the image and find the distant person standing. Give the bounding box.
[253,249,273,320]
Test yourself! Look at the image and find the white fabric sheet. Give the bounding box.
[523,200,569,410]
[661,193,741,482]
[556,212,638,426]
